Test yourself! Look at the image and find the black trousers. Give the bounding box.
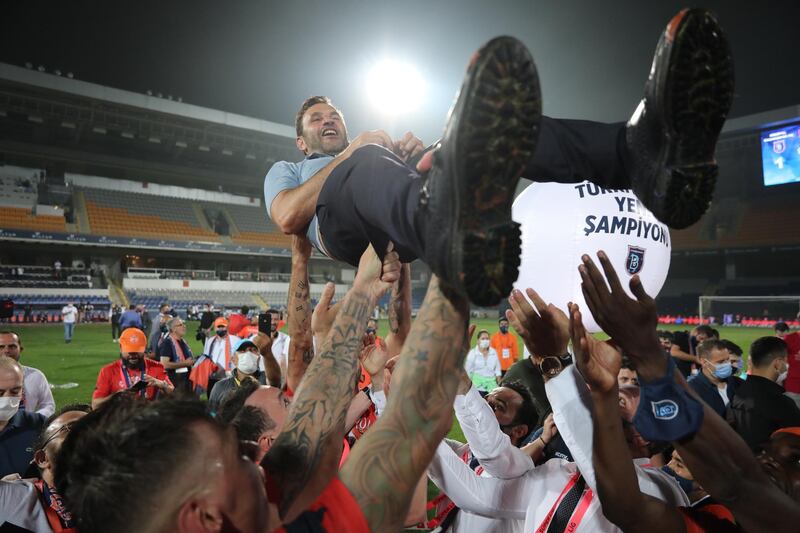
[316,117,629,267]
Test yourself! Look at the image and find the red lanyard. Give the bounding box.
[535,473,594,533]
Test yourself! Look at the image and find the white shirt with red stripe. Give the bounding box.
[428,365,689,532]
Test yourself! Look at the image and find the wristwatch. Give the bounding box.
[539,353,573,378]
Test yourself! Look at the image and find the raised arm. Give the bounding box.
[569,303,686,533]
[285,235,314,392]
[263,244,400,522]
[339,275,471,531]
[251,332,281,387]
[385,263,412,357]
[579,251,800,531]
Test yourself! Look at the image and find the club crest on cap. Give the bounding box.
[651,399,679,420]
[626,245,646,275]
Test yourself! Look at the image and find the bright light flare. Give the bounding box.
[366,60,426,115]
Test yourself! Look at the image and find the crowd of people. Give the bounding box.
[4,7,799,533]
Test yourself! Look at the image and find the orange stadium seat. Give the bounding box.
[0,207,66,232]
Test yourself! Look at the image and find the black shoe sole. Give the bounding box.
[439,37,541,306]
[655,9,734,229]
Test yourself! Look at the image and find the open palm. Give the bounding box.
[569,303,621,393]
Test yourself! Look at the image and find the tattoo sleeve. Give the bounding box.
[263,285,374,522]
[386,264,411,357]
[286,253,314,392]
[339,277,470,532]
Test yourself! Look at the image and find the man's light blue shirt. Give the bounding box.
[263,153,333,251]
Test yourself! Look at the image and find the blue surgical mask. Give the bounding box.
[711,361,733,380]
[366,328,376,335]
[499,326,509,334]
[661,465,694,495]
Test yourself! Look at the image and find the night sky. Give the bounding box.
[2,0,798,145]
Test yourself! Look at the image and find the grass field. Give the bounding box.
[11,320,774,408]
[8,320,776,529]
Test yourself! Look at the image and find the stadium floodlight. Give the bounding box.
[245,153,256,160]
[222,149,233,156]
[121,131,135,139]
[148,136,161,144]
[198,145,210,152]
[175,141,188,148]
[60,121,76,129]
[92,126,107,134]
[28,116,43,124]
[366,59,426,115]
[66,72,74,79]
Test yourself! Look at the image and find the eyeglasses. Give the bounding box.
[40,422,75,450]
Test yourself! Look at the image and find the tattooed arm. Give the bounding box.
[285,235,314,392]
[385,263,411,357]
[339,276,470,532]
[263,244,400,522]
[251,332,281,387]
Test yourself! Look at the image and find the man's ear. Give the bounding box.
[511,424,529,443]
[176,498,223,533]
[296,136,308,154]
[33,449,49,470]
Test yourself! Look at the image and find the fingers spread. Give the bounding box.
[597,250,624,295]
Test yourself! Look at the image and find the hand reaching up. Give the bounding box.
[355,243,401,301]
[506,288,569,360]
[568,302,621,395]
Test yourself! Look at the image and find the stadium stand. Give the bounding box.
[0,207,67,232]
[204,201,290,248]
[81,187,220,242]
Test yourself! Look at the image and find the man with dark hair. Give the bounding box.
[727,336,800,451]
[500,354,550,427]
[148,303,172,353]
[490,316,519,376]
[266,11,732,308]
[266,307,290,380]
[775,321,800,408]
[118,304,142,332]
[688,339,740,417]
[0,331,55,416]
[660,329,699,377]
[720,338,745,377]
[0,403,90,530]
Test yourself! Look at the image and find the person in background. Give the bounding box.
[110,304,122,342]
[464,329,501,395]
[0,357,45,478]
[720,339,746,379]
[157,317,194,394]
[61,302,78,344]
[207,338,266,415]
[118,304,142,332]
[148,304,172,354]
[490,316,519,377]
[139,305,152,336]
[775,321,800,408]
[688,339,740,417]
[203,317,240,395]
[227,305,250,338]
[92,328,173,409]
[266,308,291,382]
[727,336,800,451]
[0,331,55,417]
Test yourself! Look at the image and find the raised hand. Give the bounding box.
[578,251,661,366]
[311,282,341,344]
[393,131,425,162]
[346,129,394,153]
[568,302,621,394]
[360,339,390,378]
[355,243,401,301]
[506,288,569,361]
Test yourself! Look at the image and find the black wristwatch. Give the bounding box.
[539,353,573,377]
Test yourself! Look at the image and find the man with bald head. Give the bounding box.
[0,357,45,477]
[0,330,56,416]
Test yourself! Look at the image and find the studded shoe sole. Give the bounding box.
[627,8,734,230]
[423,36,540,306]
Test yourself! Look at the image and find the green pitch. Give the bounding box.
[12,320,772,410]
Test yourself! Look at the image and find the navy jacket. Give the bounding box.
[0,409,45,478]
[688,371,740,417]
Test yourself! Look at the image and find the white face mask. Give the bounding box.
[478,339,490,350]
[0,396,21,422]
[236,352,259,375]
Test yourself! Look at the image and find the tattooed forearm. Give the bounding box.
[340,276,470,532]
[286,243,313,392]
[265,287,375,519]
[386,264,411,355]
